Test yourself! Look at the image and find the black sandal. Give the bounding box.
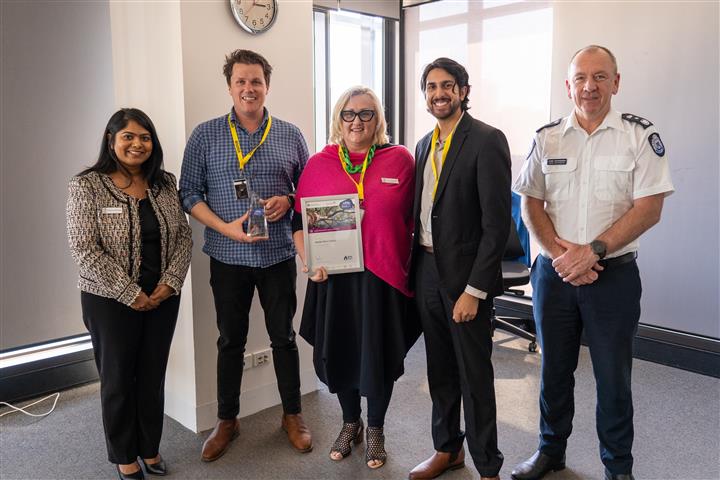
[330,419,364,460]
[365,426,387,469]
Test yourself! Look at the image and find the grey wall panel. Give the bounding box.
[1,1,115,350]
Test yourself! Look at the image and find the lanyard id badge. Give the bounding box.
[228,113,272,170]
[228,112,271,202]
[338,144,377,209]
[233,178,249,200]
[426,117,461,232]
[429,126,456,200]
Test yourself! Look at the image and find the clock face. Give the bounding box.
[230,0,277,34]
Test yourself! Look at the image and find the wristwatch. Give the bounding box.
[286,194,296,209]
[590,240,608,260]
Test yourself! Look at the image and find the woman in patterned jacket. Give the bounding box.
[66,108,192,480]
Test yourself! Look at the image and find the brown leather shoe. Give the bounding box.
[408,450,465,479]
[201,418,240,462]
[281,413,313,453]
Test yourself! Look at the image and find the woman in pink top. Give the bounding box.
[292,86,419,469]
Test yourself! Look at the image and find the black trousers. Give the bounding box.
[533,255,641,475]
[81,292,179,464]
[413,251,504,478]
[210,257,301,419]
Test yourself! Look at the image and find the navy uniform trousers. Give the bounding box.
[532,254,641,475]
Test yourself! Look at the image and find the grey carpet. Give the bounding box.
[1,333,718,480]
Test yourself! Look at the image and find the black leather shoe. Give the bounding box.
[604,469,634,480]
[511,451,566,480]
[116,465,144,480]
[141,456,167,476]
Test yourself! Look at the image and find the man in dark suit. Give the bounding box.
[408,57,511,480]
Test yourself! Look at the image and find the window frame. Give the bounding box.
[312,7,399,148]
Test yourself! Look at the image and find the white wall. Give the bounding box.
[178,0,317,432]
[109,0,318,432]
[551,1,719,338]
[108,0,201,430]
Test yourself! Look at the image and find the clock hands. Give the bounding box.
[233,0,273,31]
[244,0,269,15]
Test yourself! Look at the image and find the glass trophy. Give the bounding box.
[247,193,268,238]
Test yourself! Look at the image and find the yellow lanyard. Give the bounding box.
[429,125,455,199]
[337,145,375,202]
[227,113,272,170]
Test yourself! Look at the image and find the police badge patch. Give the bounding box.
[649,133,665,157]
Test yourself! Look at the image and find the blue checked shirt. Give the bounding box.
[179,108,309,267]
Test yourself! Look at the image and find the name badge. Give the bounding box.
[233,178,249,200]
[102,207,123,214]
[381,177,399,184]
[546,158,567,166]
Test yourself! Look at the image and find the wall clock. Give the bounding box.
[230,0,278,35]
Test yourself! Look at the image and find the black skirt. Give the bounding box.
[299,269,421,398]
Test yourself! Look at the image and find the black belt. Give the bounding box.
[422,245,434,254]
[598,251,637,268]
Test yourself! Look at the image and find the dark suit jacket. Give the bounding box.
[411,112,511,302]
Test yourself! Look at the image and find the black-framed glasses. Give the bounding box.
[340,109,376,122]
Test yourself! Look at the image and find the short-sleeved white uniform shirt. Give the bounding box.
[513,110,674,259]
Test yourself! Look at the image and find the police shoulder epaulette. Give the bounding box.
[535,118,562,133]
[622,113,654,129]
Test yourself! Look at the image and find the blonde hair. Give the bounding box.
[328,86,389,147]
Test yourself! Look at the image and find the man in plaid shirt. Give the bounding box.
[180,49,312,461]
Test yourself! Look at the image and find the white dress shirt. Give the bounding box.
[513,110,674,259]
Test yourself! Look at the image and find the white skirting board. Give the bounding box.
[165,367,321,434]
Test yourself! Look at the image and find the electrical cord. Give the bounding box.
[0,392,60,418]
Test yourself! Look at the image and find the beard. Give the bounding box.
[427,96,462,120]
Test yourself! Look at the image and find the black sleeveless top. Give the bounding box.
[138,198,161,295]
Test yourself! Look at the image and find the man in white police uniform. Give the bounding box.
[512,45,674,480]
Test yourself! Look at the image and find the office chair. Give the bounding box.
[492,196,537,352]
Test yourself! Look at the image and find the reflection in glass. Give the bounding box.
[406,0,552,159]
[313,9,385,149]
[328,10,384,110]
[483,0,524,9]
[477,8,553,154]
[419,0,468,22]
[313,11,327,152]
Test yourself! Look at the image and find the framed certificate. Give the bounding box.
[300,194,364,274]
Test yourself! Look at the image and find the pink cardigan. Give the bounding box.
[295,144,415,296]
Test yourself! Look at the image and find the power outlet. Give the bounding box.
[252,349,272,367]
[243,353,252,371]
